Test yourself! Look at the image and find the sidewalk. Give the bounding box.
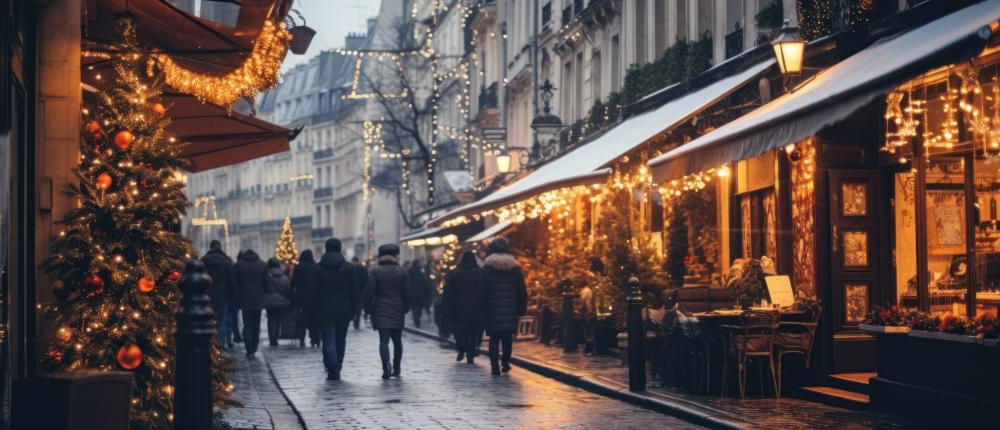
[405,321,922,430]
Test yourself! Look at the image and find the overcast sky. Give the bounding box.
[281,0,380,71]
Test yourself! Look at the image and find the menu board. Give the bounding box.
[765,275,795,308]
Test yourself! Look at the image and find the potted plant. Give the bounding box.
[731,258,766,309]
[859,305,910,333]
[973,314,1000,346]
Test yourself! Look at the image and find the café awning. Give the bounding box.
[427,59,774,227]
[648,0,1000,182]
[465,221,513,244]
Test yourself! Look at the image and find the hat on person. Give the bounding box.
[378,243,400,257]
[326,238,342,252]
[487,237,510,255]
[209,240,222,250]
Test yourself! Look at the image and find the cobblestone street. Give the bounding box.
[223,318,705,429]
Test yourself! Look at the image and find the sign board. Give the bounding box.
[765,275,795,308]
[481,128,507,142]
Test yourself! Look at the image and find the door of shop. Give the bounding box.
[828,170,881,372]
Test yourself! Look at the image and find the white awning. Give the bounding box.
[465,221,513,243]
[428,59,775,227]
[649,0,1000,182]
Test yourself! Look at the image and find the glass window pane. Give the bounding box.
[895,169,919,311]
[925,154,967,316]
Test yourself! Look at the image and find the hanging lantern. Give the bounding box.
[772,20,806,75]
[286,10,315,55]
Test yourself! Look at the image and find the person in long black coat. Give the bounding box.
[264,258,292,346]
[234,249,268,357]
[202,240,236,349]
[291,250,321,347]
[443,251,481,363]
[478,238,527,375]
[310,238,361,380]
[407,260,431,327]
[364,244,409,379]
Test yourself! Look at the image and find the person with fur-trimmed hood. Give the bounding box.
[477,237,527,375]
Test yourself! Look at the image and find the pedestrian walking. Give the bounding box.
[443,250,481,363]
[477,237,527,375]
[352,256,369,330]
[407,260,432,327]
[311,238,362,380]
[291,250,321,347]
[234,249,268,357]
[263,257,292,346]
[364,244,409,380]
[201,240,236,349]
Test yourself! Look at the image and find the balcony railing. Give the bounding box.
[725,25,744,60]
[313,187,333,199]
[314,148,334,160]
[478,81,498,112]
[311,227,333,239]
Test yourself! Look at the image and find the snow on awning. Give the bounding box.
[465,221,513,244]
[648,0,1000,183]
[427,59,774,227]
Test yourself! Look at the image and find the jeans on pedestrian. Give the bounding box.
[378,329,403,372]
[230,306,242,342]
[216,303,230,346]
[488,331,513,369]
[242,309,262,354]
[322,320,351,372]
[267,308,282,345]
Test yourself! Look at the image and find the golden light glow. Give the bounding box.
[149,20,291,107]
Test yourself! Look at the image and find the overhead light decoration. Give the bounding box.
[772,19,806,75]
[495,151,512,173]
[148,20,292,107]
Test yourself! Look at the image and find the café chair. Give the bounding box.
[720,310,780,399]
[774,305,822,397]
[676,307,708,392]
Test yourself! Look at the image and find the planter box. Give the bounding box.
[858,324,909,334]
[870,331,1000,425]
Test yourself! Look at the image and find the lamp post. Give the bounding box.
[531,79,563,160]
[772,19,805,75]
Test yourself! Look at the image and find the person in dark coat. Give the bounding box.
[407,260,432,327]
[264,258,292,346]
[291,250,321,347]
[364,244,409,379]
[234,249,268,357]
[443,251,481,363]
[478,237,527,375]
[311,238,361,380]
[202,240,237,349]
[352,256,369,330]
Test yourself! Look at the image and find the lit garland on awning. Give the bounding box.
[147,20,292,107]
[403,234,458,248]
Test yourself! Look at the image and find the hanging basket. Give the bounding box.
[288,26,315,55]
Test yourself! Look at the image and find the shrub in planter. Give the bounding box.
[909,312,941,332]
[974,314,1000,339]
[864,304,907,326]
[939,314,974,335]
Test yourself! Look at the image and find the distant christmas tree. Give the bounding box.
[274,216,298,264]
[39,16,234,429]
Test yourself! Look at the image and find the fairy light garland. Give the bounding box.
[148,20,291,107]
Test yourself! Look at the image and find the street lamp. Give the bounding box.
[496,151,512,174]
[532,79,563,158]
[772,19,805,75]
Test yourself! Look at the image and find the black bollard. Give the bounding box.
[174,259,215,430]
[561,279,576,353]
[626,277,646,392]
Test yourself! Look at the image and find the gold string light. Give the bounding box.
[148,20,291,107]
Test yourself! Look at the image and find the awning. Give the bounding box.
[649,0,1000,182]
[465,221,513,243]
[427,59,774,227]
[401,221,484,247]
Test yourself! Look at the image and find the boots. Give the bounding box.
[381,362,391,380]
[456,352,465,362]
[392,364,401,378]
[327,366,341,381]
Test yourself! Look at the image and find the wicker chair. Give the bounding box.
[721,310,780,399]
[774,306,822,397]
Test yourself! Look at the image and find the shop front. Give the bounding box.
[648,0,1000,418]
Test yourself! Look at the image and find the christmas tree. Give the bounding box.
[274,216,298,264]
[40,15,234,429]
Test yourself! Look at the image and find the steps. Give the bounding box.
[799,372,875,410]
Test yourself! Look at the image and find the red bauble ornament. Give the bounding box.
[166,270,182,282]
[789,149,802,162]
[83,273,104,297]
[137,277,155,293]
[116,344,143,370]
[152,103,166,116]
[96,173,113,190]
[86,120,101,134]
[42,348,64,371]
[114,130,134,150]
